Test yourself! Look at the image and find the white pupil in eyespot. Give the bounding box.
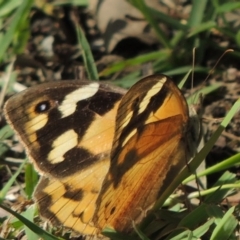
[35,101,50,113]
[39,104,47,111]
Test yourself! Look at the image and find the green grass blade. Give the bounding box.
[203,171,237,202]
[186,171,237,201]
[187,83,222,105]
[165,66,208,77]
[188,0,208,27]
[169,219,214,240]
[191,218,215,239]
[53,0,88,7]
[133,223,150,240]
[206,204,225,220]
[178,69,192,89]
[100,49,171,77]
[22,205,39,240]
[0,0,22,18]
[25,163,38,199]
[0,0,34,62]
[112,72,140,88]
[186,152,240,181]
[75,24,98,80]
[0,203,60,240]
[0,124,14,139]
[178,204,209,229]
[0,159,27,201]
[188,183,240,201]
[187,21,217,37]
[146,7,188,31]
[183,98,240,184]
[0,125,14,157]
[216,2,240,13]
[102,227,133,240]
[128,0,170,48]
[210,206,237,240]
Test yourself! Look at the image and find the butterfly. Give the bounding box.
[4,74,199,237]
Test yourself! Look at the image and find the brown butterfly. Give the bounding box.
[4,74,199,237]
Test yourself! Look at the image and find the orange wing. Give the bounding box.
[94,75,194,233]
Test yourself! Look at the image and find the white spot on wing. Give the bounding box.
[59,82,99,118]
[48,129,78,164]
[138,77,167,114]
[119,111,133,132]
[122,128,137,147]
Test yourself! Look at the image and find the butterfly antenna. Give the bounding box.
[191,47,196,92]
[190,49,234,108]
[203,49,234,84]
[190,47,197,104]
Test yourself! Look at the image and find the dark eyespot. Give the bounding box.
[35,101,51,113]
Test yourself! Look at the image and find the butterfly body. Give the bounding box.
[4,75,198,237]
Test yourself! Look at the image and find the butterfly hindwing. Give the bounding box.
[94,75,192,233]
[34,159,109,234]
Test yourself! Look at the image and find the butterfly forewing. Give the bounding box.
[4,81,125,178]
[94,75,191,233]
[4,80,125,234]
